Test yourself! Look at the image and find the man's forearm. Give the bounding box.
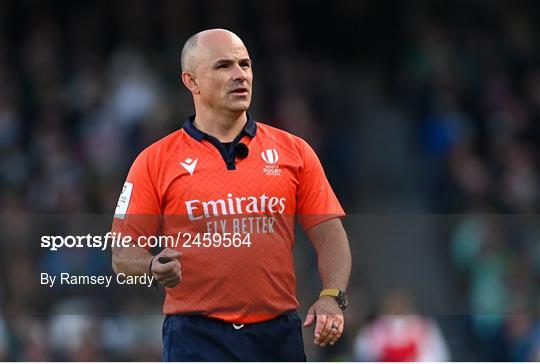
[306,218,351,290]
[317,238,351,290]
[112,246,154,276]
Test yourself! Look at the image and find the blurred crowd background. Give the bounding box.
[1,0,540,361]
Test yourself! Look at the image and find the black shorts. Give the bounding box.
[162,312,307,361]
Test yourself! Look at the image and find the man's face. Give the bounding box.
[192,35,253,113]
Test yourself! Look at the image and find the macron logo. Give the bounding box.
[180,158,198,176]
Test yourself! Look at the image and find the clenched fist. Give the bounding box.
[151,248,182,287]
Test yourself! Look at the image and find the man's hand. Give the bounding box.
[151,248,182,287]
[303,296,344,347]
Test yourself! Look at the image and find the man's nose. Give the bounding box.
[231,64,248,81]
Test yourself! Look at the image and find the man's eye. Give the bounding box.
[217,64,228,69]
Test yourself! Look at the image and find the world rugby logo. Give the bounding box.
[261,148,281,176]
[261,148,279,164]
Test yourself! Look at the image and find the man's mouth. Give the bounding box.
[230,87,249,95]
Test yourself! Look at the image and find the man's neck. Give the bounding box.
[193,109,247,142]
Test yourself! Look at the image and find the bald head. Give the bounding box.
[180,28,253,115]
[180,29,247,73]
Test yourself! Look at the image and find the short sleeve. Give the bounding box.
[296,140,345,230]
[111,149,162,246]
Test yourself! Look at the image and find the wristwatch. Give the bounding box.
[319,288,349,310]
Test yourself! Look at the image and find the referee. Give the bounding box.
[112,28,351,361]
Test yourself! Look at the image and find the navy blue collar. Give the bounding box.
[182,113,257,142]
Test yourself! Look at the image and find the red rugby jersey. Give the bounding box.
[112,114,345,323]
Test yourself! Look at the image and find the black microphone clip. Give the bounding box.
[234,143,249,159]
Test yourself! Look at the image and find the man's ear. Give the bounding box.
[181,72,200,94]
